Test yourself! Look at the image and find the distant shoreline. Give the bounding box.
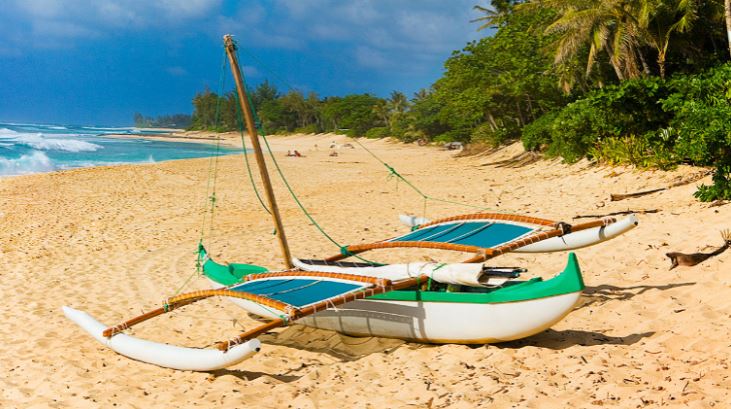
[105,130,243,148]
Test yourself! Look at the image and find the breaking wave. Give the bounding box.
[12,133,102,152]
[0,128,18,137]
[0,151,55,176]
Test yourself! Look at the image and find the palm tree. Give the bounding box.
[472,1,514,30]
[371,100,389,127]
[536,0,647,83]
[386,91,409,131]
[639,0,697,78]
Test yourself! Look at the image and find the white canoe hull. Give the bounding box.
[224,290,581,344]
[63,306,261,371]
[515,214,638,253]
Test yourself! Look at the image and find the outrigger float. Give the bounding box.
[64,35,638,371]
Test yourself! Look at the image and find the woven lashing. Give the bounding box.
[166,289,293,313]
[244,270,391,287]
[102,289,295,338]
[416,212,557,229]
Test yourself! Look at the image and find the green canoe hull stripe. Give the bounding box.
[198,245,268,287]
[199,246,584,304]
[369,253,584,303]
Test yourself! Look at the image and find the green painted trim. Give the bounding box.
[198,245,268,286]
[369,253,584,304]
[200,245,584,305]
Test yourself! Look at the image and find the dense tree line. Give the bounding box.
[133,113,192,129]
[189,82,388,137]
[190,0,731,200]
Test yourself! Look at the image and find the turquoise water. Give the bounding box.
[0,122,237,176]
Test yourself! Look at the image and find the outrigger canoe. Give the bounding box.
[65,251,583,371]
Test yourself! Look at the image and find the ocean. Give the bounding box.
[0,122,237,176]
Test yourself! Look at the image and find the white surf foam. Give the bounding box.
[13,133,102,152]
[0,151,55,176]
[0,128,18,137]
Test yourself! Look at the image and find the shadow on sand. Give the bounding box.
[579,282,695,308]
[255,325,406,362]
[208,368,303,383]
[206,325,406,381]
[497,329,654,351]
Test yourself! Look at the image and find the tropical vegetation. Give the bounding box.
[133,113,191,129]
[186,0,731,201]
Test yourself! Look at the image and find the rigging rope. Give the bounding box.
[234,88,271,215]
[348,137,496,220]
[229,45,382,263]
[238,45,498,221]
[185,49,229,296]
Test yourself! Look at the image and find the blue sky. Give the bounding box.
[0,1,489,126]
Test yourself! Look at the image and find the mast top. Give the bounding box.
[223,34,236,51]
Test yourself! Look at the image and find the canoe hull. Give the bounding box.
[225,291,581,343]
[209,252,585,344]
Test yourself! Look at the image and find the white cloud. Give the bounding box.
[355,46,389,69]
[166,66,188,76]
[242,65,259,77]
[260,0,483,71]
[3,0,223,50]
[157,0,221,20]
[2,0,486,75]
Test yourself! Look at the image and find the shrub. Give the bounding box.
[663,64,731,166]
[470,123,518,147]
[586,134,677,169]
[695,163,731,201]
[294,124,318,134]
[521,110,559,151]
[519,77,671,163]
[433,128,471,143]
[661,64,731,200]
[365,127,391,139]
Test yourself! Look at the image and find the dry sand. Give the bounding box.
[1,134,729,408]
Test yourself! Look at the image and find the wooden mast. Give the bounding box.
[223,34,293,269]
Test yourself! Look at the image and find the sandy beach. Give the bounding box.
[1,134,729,408]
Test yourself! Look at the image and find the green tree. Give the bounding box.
[320,94,383,136]
[639,0,698,78]
[536,0,648,85]
[426,5,566,142]
[191,88,221,130]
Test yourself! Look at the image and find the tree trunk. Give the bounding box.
[658,51,667,80]
[605,44,625,81]
[515,101,525,127]
[525,95,535,121]
[726,0,731,58]
[637,49,651,77]
[610,58,625,81]
[485,111,498,131]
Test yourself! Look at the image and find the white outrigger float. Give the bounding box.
[64,35,638,371]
